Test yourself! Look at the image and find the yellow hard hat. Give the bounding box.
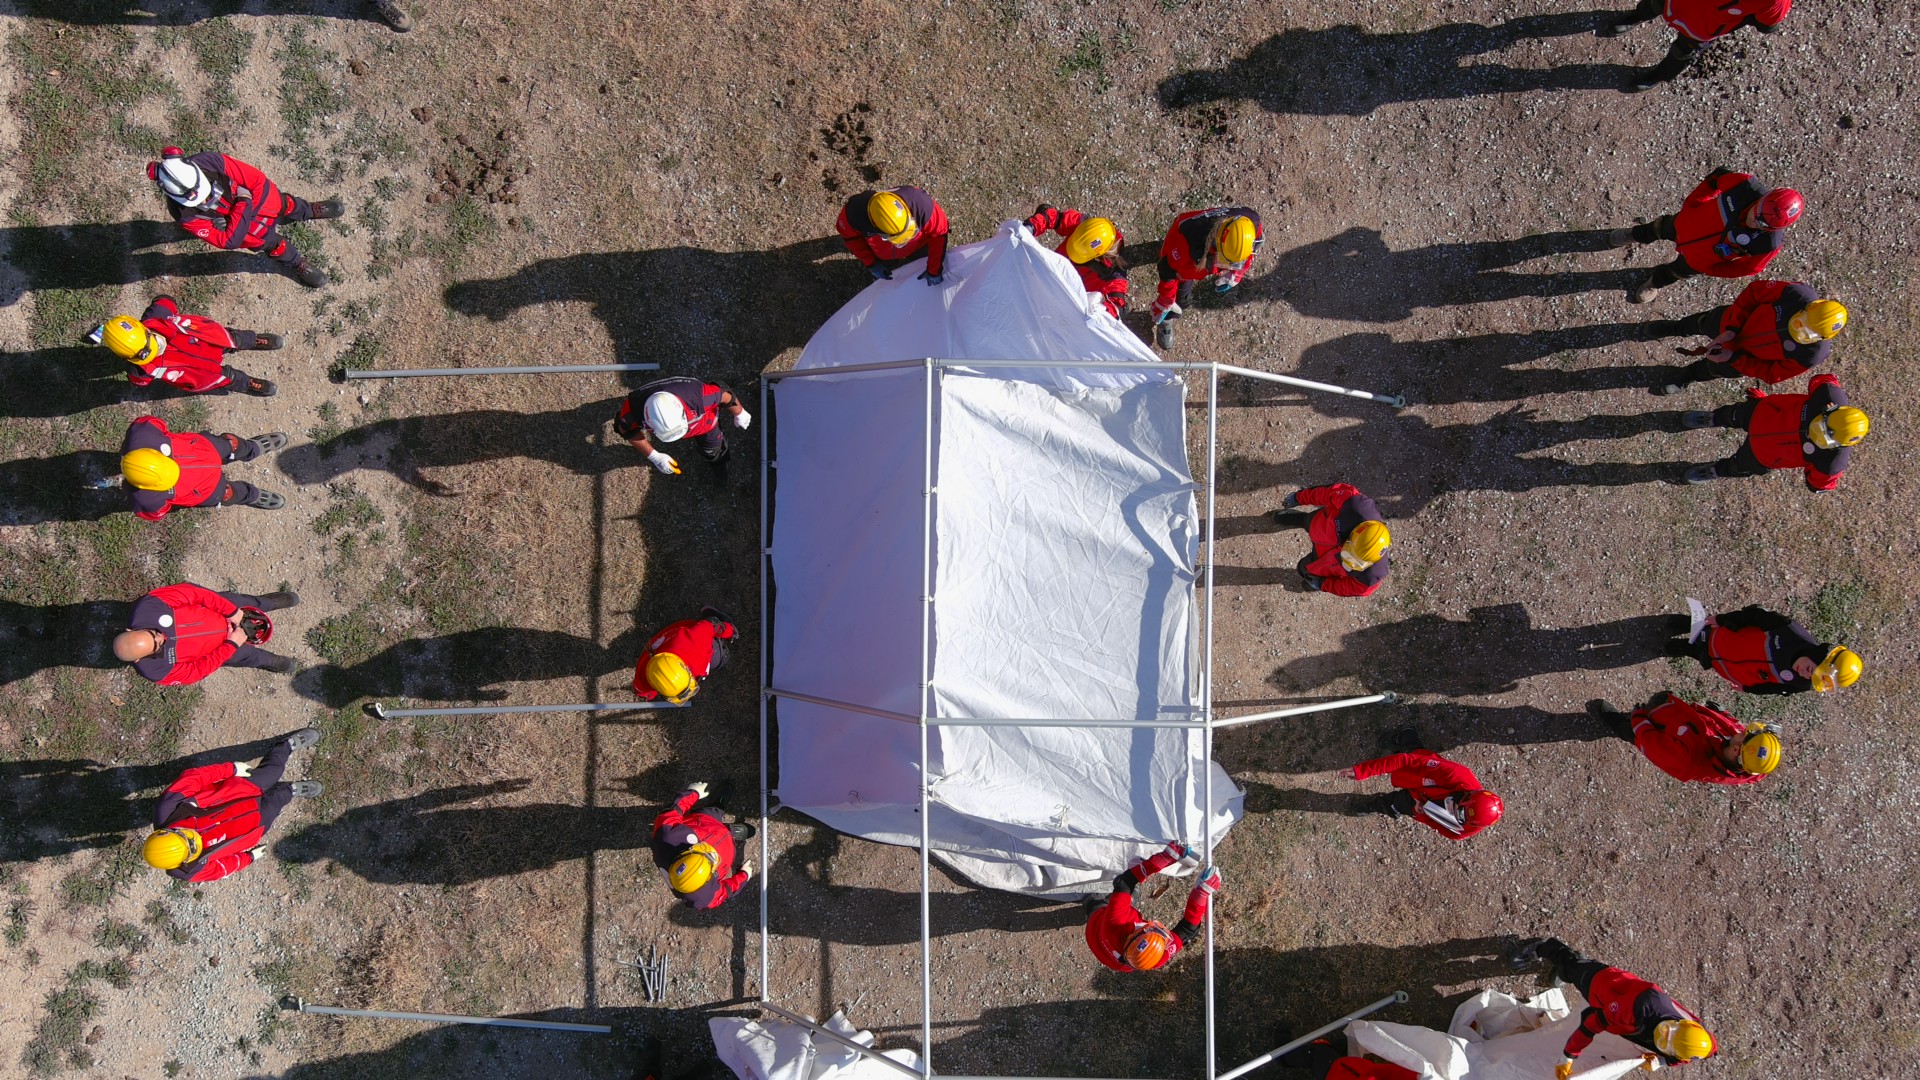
[1123,924,1172,971]
[98,315,161,363]
[1063,217,1118,264]
[141,827,203,870]
[1787,299,1848,345]
[1808,406,1869,450]
[644,653,697,704]
[1813,646,1862,693]
[1739,725,1782,775]
[667,843,718,894]
[867,191,918,245]
[1339,520,1391,572]
[1653,1019,1714,1061]
[121,448,180,492]
[1216,216,1256,265]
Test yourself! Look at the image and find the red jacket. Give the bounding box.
[1024,206,1130,317]
[836,187,949,276]
[1716,280,1828,384]
[614,378,731,444]
[128,582,241,686]
[649,789,747,910]
[1328,1061,1417,1080]
[158,149,294,254]
[632,616,736,699]
[1296,483,1389,598]
[1084,850,1209,972]
[1352,751,1491,840]
[1565,966,1711,1063]
[121,416,230,521]
[1632,696,1761,785]
[1154,206,1263,307]
[1673,171,1784,278]
[1664,0,1791,43]
[1738,375,1851,491]
[130,296,239,392]
[153,762,269,883]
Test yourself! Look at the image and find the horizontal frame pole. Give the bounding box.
[758,1002,930,1080]
[1210,693,1398,729]
[764,359,933,380]
[1214,362,1405,408]
[367,701,688,718]
[1215,991,1407,1080]
[279,997,611,1033]
[928,715,1205,729]
[765,687,920,724]
[342,363,661,379]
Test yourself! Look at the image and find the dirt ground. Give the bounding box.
[1,1,1917,1079]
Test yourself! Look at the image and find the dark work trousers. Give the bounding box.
[261,196,317,266]
[1629,216,1699,289]
[1670,305,1728,338]
[207,364,259,394]
[708,636,731,674]
[205,433,265,506]
[1615,0,1665,25]
[1538,938,1610,1001]
[216,590,283,671]
[1664,634,1715,670]
[1705,400,1771,477]
[1642,37,1705,84]
[682,426,729,464]
[250,737,298,831]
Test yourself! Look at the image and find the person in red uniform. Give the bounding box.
[1609,168,1802,303]
[614,377,749,475]
[1350,743,1503,841]
[1085,842,1221,973]
[1601,0,1793,92]
[1021,204,1130,317]
[1677,374,1864,489]
[632,608,738,702]
[1665,604,1858,696]
[1593,693,1781,784]
[87,297,281,397]
[146,146,343,287]
[1646,281,1846,394]
[1271,1036,1418,1080]
[113,583,300,684]
[650,781,754,910]
[119,417,287,520]
[1149,206,1263,348]
[140,729,324,883]
[835,187,951,285]
[1270,483,1391,598]
[1510,938,1716,1073]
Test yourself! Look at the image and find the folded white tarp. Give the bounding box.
[712,1012,921,1080]
[1347,988,1655,1080]
[770,224,1242,894]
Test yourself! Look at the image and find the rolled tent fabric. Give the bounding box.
[1346,989,1651,1080]
[711,1012,922,1080]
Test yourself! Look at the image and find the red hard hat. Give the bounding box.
[1755,188,1804,229]
[1462,791,1504,829]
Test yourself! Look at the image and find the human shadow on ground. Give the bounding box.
[1215,702,1616,778]
[0,451,130,526]
[276,398,632,494]
[0,597,129,685]
[1157,11,1626,117]
[935,938,1527,1077]
[1273,605,1670,696]
[290,626,647,707]
[17,1,393,27]
[0,735,288,866]
[443,237,866,391]
[1246,227,1636,323]
[1289,323,1690,406]
[0,219,280,308]
[0,347,147,419]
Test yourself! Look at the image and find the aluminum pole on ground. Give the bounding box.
[365,701,687,719]
[1214,992,1409,1080]
[341,363,661,379]
[278,997,611,1034]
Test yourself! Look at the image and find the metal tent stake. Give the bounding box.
[341,362,661,379]
[365,701,688,719]
[278,996,611,1034]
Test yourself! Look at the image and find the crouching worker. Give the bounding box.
[1510,937,1716,1074]
[633,607,738,703]
[650,781,754,910]
[1085,842,1222,973]
[615,377,750,476]
[1271,483,1391,597]
[142,728,323,883]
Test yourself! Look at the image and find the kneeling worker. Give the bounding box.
[633,608,738,703]
[615,378,750,476]
[650,781,753,910]
[142,728,323,883]
[1272,483,1391,597]
[1085,842,1222,973]
[1510,937,1715,1074]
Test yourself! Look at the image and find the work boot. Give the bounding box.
[1628,277,1661,304]
[290,259,328,288]
[241,377,278,398]
[248,489,287,510]
[309,198,346,220]
[1508,938,1550,972]
[1606,227,1636,246]
[1681,410,1713,429]
[370,0,412,31]
[1366,793,1404,819]
[1155,321,1176,349]
[290,781,325,798]
[260,652,297,673]
[256,591,301,612]
[1683,465,1717,485]
[249,432,290,454]
[286,727,322,750]
[1586,700,1635,742]
[251,333,284,351]
[1623,75,1660,94]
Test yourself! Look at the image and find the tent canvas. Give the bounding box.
[767,223,1243,894]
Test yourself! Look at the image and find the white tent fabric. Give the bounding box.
[711,1012,921,1080]
[1346,988,1653,1080]
[770,224,1242,894]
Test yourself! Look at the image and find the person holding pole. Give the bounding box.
[633,608,738,703]
[1084,842,1222,973]
[650,782,754,910]
[1509,937,1716,1073]
[141,729,323,883]
[1270,483,1391,598]
[614,377,750,475]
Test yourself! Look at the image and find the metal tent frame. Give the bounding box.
[753,358,1407,1080]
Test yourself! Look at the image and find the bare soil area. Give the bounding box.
[1,2,1917,1080]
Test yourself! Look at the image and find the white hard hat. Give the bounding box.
[643,392,691,442]
[155,156,212,207]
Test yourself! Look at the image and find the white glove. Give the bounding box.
[739,860,755,879]
[687,781,710,800]
[248,844,268,860]
[647,450,680,475]
[231,761,254,778]
[732,408,752,430]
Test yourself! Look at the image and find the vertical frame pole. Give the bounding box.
[758,376,772,1002]
[1201,363,1221,1080]
[917,358,938,1074]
